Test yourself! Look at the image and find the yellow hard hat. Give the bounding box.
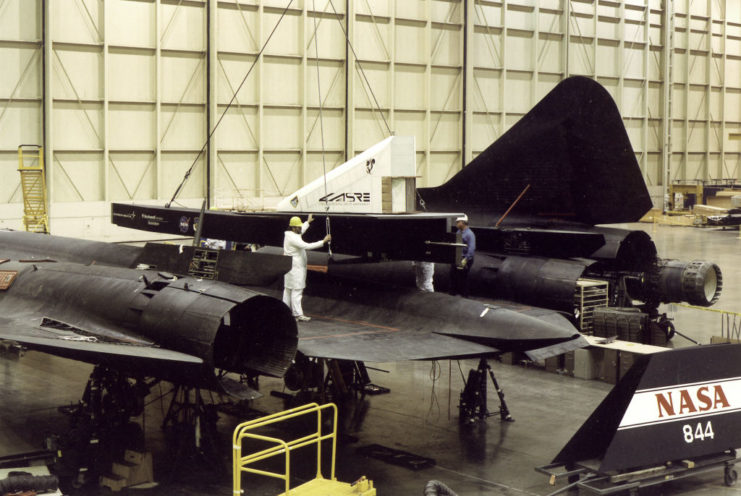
[289,216,303,227]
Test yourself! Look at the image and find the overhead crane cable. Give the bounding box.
[327,0,392,137]
[416,188,427,211]
[326,0,428,212]
[312,0,332,257]
[166,0,296,208]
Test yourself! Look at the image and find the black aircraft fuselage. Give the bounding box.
[109,76,722,321]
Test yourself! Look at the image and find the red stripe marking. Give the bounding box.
[300,314,400,341]
[306,314,400,331]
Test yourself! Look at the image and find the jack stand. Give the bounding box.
[352,361,390,396]
[72,366,146,427]
[324,360,389,399]
[459,358,514,423]
[162,385,208,431]
[55,366,148,488]
[162,385,224,474]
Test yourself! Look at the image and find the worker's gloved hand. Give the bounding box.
[324,234,332,243]
[459,258,468,269]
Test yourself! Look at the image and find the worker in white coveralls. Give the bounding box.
[283,214,331,322]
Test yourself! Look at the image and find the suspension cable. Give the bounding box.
[416,188,427,211]
[312,0,332,257]
[166,0,295,208]
[327,0,392,136]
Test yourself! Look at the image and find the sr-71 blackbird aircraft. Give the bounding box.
[0,77,722,424]
[111,76,722,332]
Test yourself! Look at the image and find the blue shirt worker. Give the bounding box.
[283,214,331,322]
[449,214,475,297]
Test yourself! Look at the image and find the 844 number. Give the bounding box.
[683,421,714,443]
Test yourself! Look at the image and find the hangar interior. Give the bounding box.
[1,0,741,495]
[1,0,740,236]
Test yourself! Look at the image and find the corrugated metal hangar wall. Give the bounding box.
[0,0,739,238]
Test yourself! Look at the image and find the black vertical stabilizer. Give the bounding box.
[551,355,649,467]
[418,76,652,226]
[553,344,741,473]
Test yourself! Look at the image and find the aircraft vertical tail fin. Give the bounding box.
[418,76,653,226]
[553,343,741,473]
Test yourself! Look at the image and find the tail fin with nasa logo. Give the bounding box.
[553,343,741,473]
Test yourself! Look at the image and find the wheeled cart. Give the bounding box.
[536,449,738,495]
[233,403,376,496]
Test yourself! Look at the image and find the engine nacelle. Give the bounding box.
[138,278,298,378]
[4,261,298,383]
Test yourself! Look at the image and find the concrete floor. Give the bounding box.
[1,222,741,495]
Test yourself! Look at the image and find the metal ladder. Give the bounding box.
[188,248,219,279]
[17,145,49,234]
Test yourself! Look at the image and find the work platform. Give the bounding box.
[276,477,375,496]
[233,403,376,496]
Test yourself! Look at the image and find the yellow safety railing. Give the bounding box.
[233,403,338,496]
[678,304,741,342]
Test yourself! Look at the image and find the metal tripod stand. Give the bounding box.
[459,358,514,423]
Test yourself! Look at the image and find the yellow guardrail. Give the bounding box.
[679,304,741,318]
[678,304,741,342]
[232,402,338,496]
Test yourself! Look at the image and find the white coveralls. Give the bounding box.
[283,222,324,317]
[414,261,435,292]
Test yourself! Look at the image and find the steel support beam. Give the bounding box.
[662,0,673,211]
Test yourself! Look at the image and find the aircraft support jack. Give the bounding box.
[162,385,224,473]
[71,366,147,425]
[54,366,147,488]
[324,360,390,398]
[459,358,513,423]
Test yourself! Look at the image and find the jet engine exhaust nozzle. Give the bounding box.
[213,295,298,378]
[653,260,723,307]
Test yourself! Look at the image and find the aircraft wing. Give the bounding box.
[0,315,203,371]
[0,315,271,400]
[256,277,588,363]
[297,318,499,362]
